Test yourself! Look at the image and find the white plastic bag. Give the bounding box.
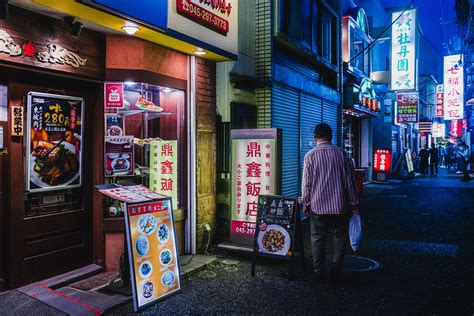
[349,212,363,252]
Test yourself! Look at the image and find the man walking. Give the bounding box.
[419,144,430,175]
[460,142,471,181]
[429,143,439,177]
[302,123,359,282]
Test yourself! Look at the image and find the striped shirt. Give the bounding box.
[302,141,359,215]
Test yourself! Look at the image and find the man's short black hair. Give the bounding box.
[314,123,332,139]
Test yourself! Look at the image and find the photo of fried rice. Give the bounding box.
[262,229,286,253]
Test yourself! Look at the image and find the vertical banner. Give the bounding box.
[391,9,417,91]
[373,149,392,173]
[436,84,444,117]
[397,93,418,123]
[11,104,24,136]
[26,92,84,192]
[443,54,464,120]
[450,120,462,138]
[104,82,125,109]
[230,129,281,246]
[150,140,178,208]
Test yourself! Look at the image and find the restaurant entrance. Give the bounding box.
[4,68,100,287]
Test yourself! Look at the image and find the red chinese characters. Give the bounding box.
[443,55,464,120]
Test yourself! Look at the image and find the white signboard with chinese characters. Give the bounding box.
[150,140,178,209]
[391,9,417,91]
[230,129,281,246]
[443,54,464,120]
[432,123,446,138]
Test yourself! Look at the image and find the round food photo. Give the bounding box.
[257,224,291,256]
[159,249,173,266]
[141,281,154,299]
[156,223,170,244]
[137,214,158,236]
[30,140,80,188]
[135,235,150,257]
[161,270,175,287]
[138,261,153,279]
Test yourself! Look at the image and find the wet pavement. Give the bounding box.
[110,169,474,315]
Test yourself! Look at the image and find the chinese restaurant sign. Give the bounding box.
[96,184,181,312]
[230,129,280,246]
[450,119,462,138]
[11,104,23,136]
[26,92,84,192]
[391,9,417,91]
[397,93,418,123]
[105,82,125,109]
[443,54,464,121]
[177,0,232,34]
[436,84,444,117]
[432,123,446,138]
[150,140,178,208]
[373,149,392,173]
[254,195,297,257]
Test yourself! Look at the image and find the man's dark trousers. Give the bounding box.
[310,213,350,273]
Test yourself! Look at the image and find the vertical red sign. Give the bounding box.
[373,149,392,173]
[105,82,124,109]
[436,84,444,117]
[450,120,462,138]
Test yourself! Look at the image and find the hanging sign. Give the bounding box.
[436,84,444,117]
[11,104,24,136]
[105,136,135,176]
[450,119,462,138]
[443,54,464,121]
[254,195,297,257]
[418,121,432,133]
[26,92,84,192]
[396,93,418,123]
[373,149,392,173]
[432,123,446,138]
[391,9,417,91]
[150,140,178,208]
[105,82,125,109]
[230,129,281,246]
[96,183,181,312]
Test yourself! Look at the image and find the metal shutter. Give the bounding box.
[272,83,299,197]
[299,93,322,194]
[322,100,339,145]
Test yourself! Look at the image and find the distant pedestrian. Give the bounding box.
[446,142,455,172]
[460,142,471,181]
[456,143,464,173]
[419,144,429,175]
[302,123,359,282]
[429,143,439,177]
[437,143,445,167]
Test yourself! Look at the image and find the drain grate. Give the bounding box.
[70,272,119,291]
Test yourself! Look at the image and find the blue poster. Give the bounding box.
[90,0,167,30]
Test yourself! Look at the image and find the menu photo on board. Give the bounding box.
[105,136,135,176]
[125,198,181,311]
[26,92,84,192]
[254,195,297,257]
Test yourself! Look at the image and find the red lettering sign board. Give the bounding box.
[436,84,444,117]
[450,119,462,138]
[373,149,392,173]
[104,82,124,109]
[176,0,230,34]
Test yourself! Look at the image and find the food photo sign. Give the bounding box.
[104,136,135,176]
[96,184,181,311]
[26,92,84,192]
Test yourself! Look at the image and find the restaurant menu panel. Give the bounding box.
[105,136,134,176]
[26,92,84,192]
[125,199,181,311]
[254,195,297,257]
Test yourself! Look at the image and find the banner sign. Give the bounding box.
[230,129,281,246]
[176,0,232,34]
[11,104,24,136]
[105,136,135,177]
[391,9,417,91]
[96,184,181,312]
[373,149,392,173]
[443,54,464,120]
[436,84,444,117]
[450,119,462,138]
[418,121,432,133]
[105,82,125,109]
[254,195,296,257]
[150,140,178,208]
[432,123,446,138]
[26,92,84,192]
[397,93,418,123]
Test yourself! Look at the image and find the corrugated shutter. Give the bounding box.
[272,83,299,197]
[299,93,322,194]
[322,100,339,145]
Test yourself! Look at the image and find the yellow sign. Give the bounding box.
[150,140,178,209]
[11,104,23,136]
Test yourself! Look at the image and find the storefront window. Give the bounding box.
[104,82,186,218]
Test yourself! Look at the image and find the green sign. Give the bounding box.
[150,140,178,208]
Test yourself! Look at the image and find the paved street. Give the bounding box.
[110,170,474,315]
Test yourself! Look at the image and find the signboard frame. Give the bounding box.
[229,128,282,247]
[396,92,419,123]
[124,197,181,312]
[443,54,464,121]
[373,148,392,174]
[26,92,84,192]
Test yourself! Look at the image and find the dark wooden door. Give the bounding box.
[0,119,6,291]
[6,70,99,287]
